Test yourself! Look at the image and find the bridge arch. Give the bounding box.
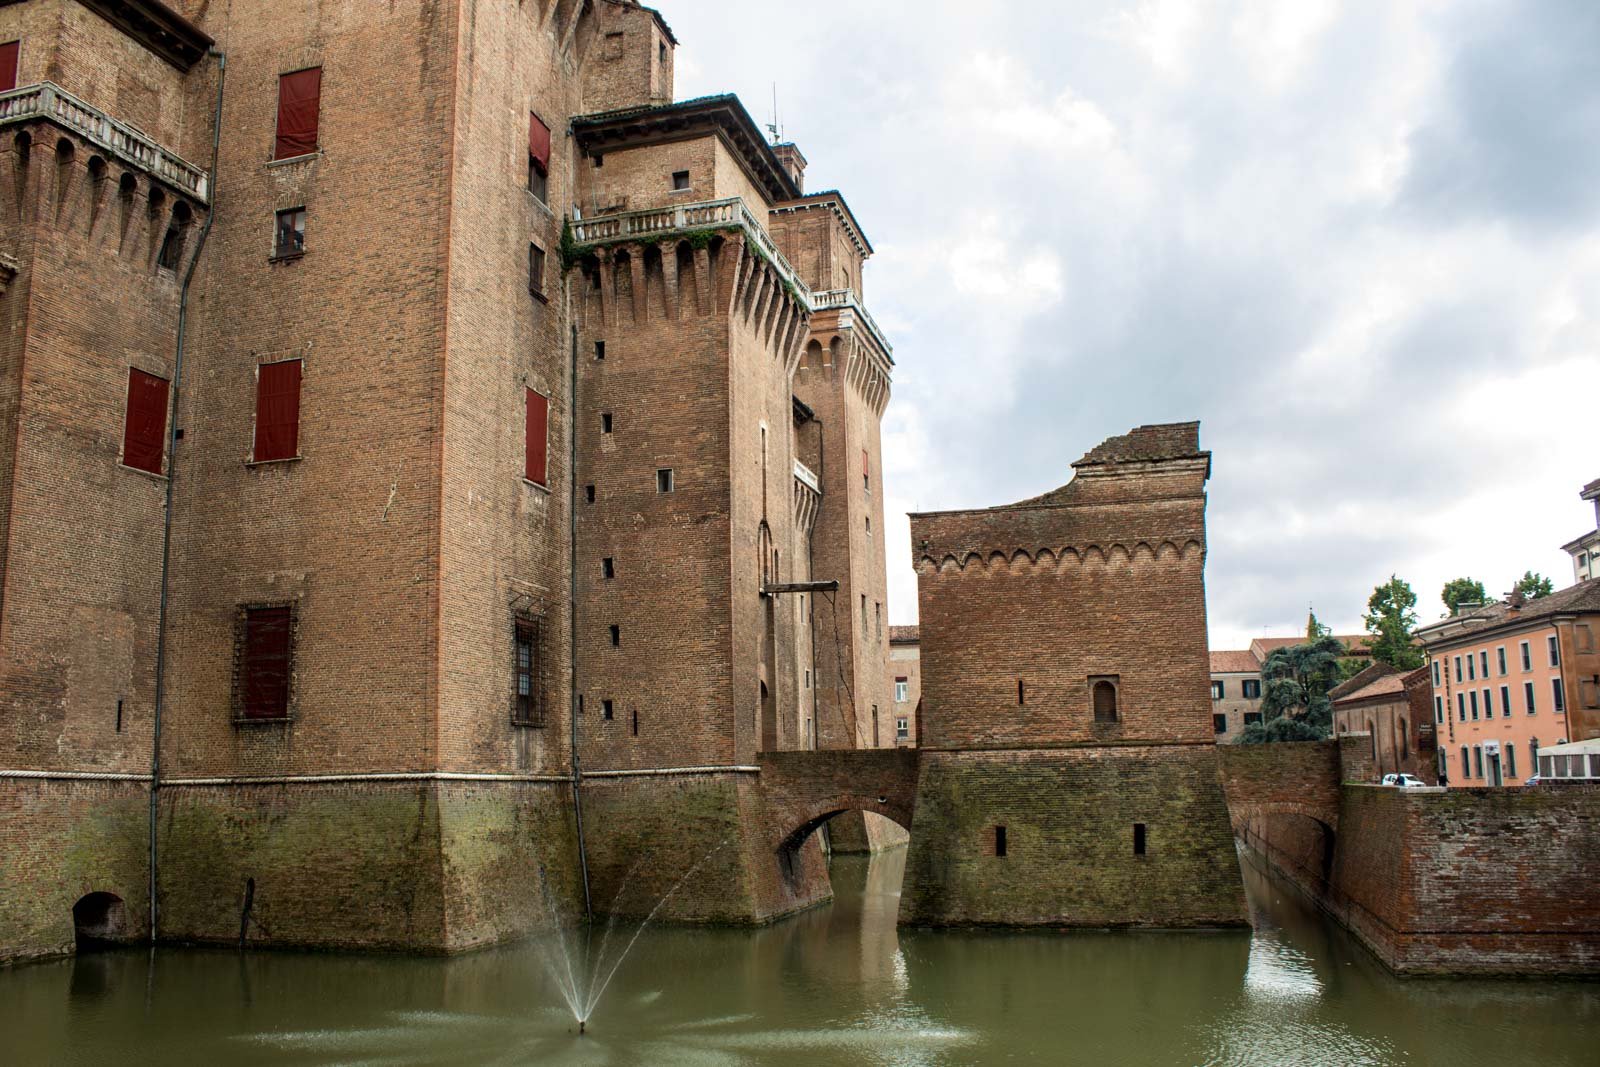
[755,749,920,886]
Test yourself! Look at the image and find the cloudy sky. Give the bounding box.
[671,0,1600,649]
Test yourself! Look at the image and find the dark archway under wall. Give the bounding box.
[72,892,127,951]
[1236,810,1339,899]
[775,806,912,889]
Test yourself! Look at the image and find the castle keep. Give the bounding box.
[0,0,898,962]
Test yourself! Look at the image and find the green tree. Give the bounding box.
[1238,634,1345,744]
[1512,571,1554,600]
[1365,575,1424,669]
[1305,609,1330,641]
[1441,577,1491,616]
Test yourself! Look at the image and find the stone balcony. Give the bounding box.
[809,287,893,363]
[571,196,809,301]
[0,82,210,203]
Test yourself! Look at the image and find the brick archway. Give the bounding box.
[755,749,919,856]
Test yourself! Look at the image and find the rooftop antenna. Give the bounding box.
[766,83,782,144]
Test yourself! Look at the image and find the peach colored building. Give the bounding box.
[1417,580,1600,787]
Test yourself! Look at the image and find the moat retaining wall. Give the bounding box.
[901,746,1247,927]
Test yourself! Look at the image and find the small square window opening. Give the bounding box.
[274,207,305,259]
[671,170,690,191]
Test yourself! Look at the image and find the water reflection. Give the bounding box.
[2,845,1596,1065]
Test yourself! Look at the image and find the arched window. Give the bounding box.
[1091,677,1119,723]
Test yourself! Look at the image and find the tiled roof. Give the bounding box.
[1250,634,1372,657]
[1209,650,1259,674]
[1329,662,1400,702]
[1417,579,1600,644]
[1333,671,1410,705]
[889,625,919,644]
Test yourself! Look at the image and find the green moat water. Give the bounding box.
[3,850,1595,1066]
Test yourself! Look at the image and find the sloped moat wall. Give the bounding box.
[154,781,581,953]
[901,746,1248,927]
[0,778,150,965]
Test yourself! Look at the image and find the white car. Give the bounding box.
[1381,773,1428,788]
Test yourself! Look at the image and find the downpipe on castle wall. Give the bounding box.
[149,47,227,944]
[568,313,593,921]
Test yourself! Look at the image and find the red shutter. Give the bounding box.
[0,42,18,93]
[862,449,869,477]
[122,368,169,474]
[529,112,551,175]
[243,606,292,719]
[274,67,322,160]
[525,388,549,485]
[253,359,302,462]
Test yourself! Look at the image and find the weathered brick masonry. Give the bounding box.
[1223,739,1600,975]
[902,423,1247,927]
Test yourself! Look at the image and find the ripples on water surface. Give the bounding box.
[3,848,1595,1065]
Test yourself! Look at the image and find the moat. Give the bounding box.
[3,851,1594,1067]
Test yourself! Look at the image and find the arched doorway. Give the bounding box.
[72,892,126,951]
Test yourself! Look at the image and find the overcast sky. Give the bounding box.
[670,0,1600,649]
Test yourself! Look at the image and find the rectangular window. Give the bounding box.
[601,698,614,720]
[1434,695,1443,723]
[601,412,612,433]
[253,359,303,462]
[528,111,551,201]
[1454,656,1463,683]
[1552,678,1565,713]
[524,387,549,485]
[1469,690,1478,720]
[1525,680,1536,714]
[1482,688,1492,716]
[1497,647,1507,675]
[1466,656,1475,681]
[602,557,615,579]
[529,243,546,297]
[239,606,292,720]
[862,448,870,498]
[594,341,606,360]
[1520,641,1531,671]
[585,484,595,503]
[512,617,542,726]
[274,67,323,160]
[273,207,305,258]
[1432,660,1441,686]
[1461,746,1470,779]
[1213,712,1227,734]
[656,468,674,493]
[671,169,690,191]
[896,717,909,739]
[1479,650,1488,677]
[1457,693,1465,721]
[1211,681,1225,700]
[1242,679,1261,699]
[1473,746,1483,778]
[608,624,620,647]
[0,41,18,93]
[121,367,169,474]
[804,669,810,689]
[1507,743,1516,779]
[1133,823,1147,856]
[1244,712,1262,725]
[1547,634,1559,667]
[1500,685,1511,718]
[895,678,909,702]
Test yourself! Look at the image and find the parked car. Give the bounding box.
[1524,775,1541,787]
[1381,773,1428,788]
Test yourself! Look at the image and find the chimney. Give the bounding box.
[772,142,807,194]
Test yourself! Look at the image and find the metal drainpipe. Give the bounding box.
[568,314,593,921]
[148,47,226,944]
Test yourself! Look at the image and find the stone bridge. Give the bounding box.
[755,748,920,858]
[1215,737,1371,833]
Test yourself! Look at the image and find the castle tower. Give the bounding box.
[901,423,1247,927]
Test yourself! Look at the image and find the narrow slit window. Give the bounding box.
[994,825,1007,857]
[273,207,305,259]
[594,340,606,360]
[1091,676,1120,723]
[1133,823,1147,856]
[602,698,614,720]
[601,412,613,434]
[631,708,639,736]
[602,557,614,579]
[585,484,596,503]
[609,624,620,647]
[1017,679,1025,705]
[512,617,543,726]
[252,360,303,463]
[274,67,323,160]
